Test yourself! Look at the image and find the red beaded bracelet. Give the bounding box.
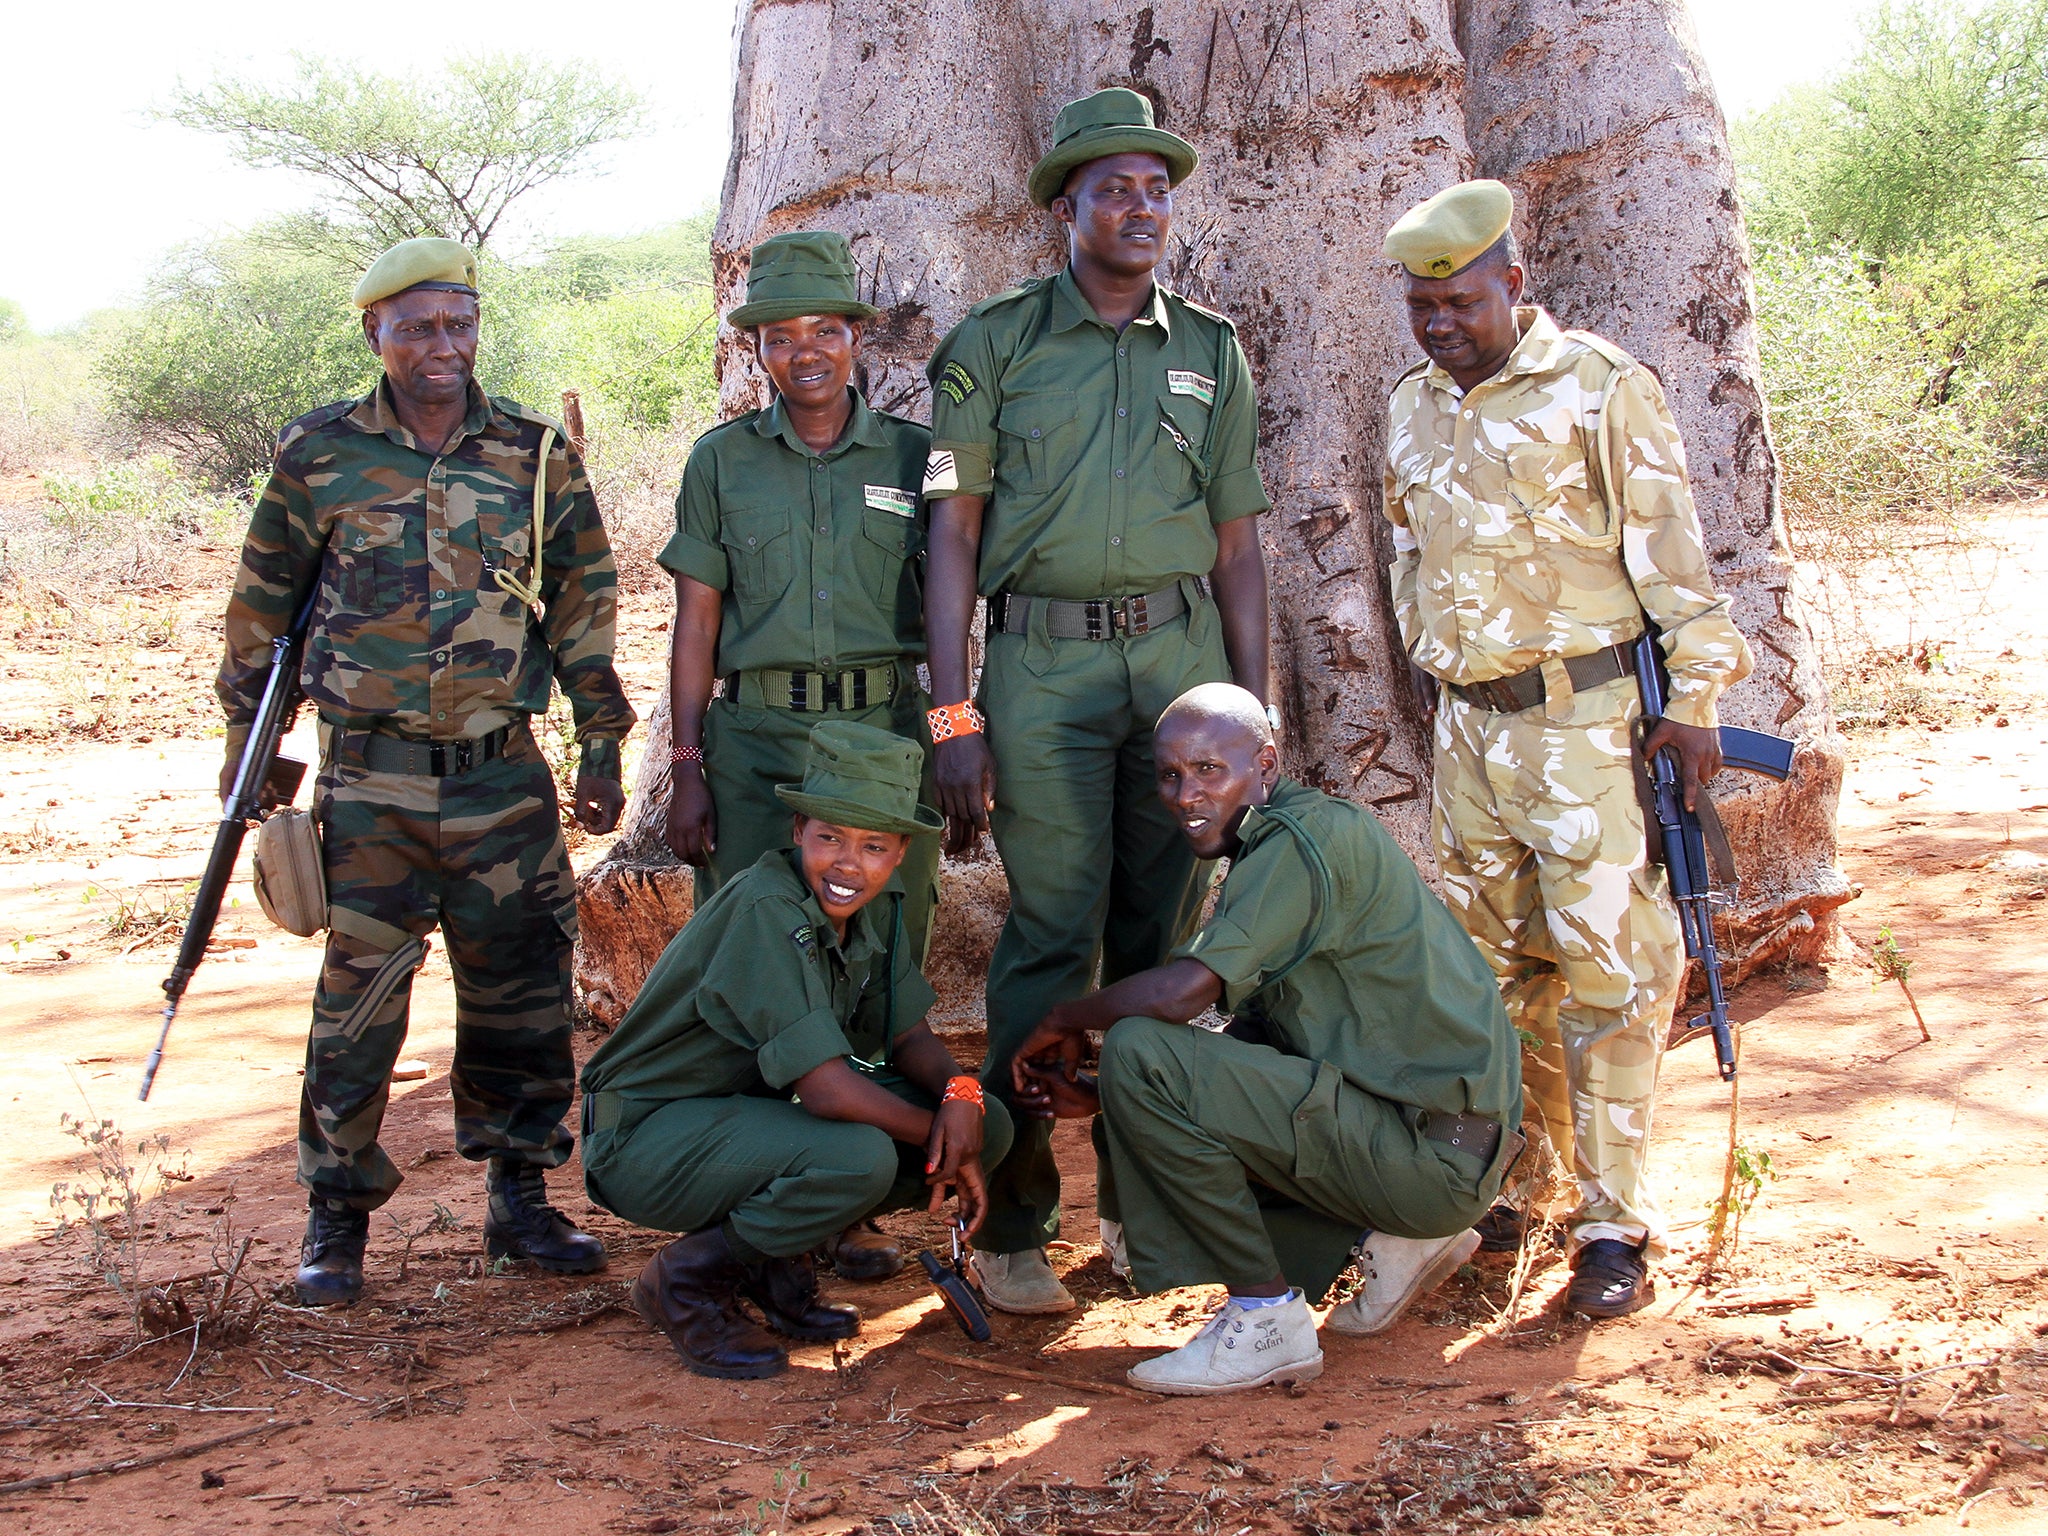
[941,1075,985,1110]
[671,743,703,764]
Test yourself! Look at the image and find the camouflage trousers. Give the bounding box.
[301,718,579,1210]
[1431,676,1682,1255]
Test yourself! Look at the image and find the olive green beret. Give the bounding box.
[352,237,480,310]
[727,231,879,329]
[775,719,942,837]
[1382,180,1515,279]
[1027,87,1197,209]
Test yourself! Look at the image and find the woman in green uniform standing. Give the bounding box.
[660,231,940,1281]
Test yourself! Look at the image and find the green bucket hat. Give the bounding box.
[1027,87,1198,209]
[775,720,943,837]
[726,231,880,329]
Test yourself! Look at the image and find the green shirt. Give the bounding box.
[660,391,930,676]
[924,269,1269,600]
[218,380,633,776]
[1173,778,1520,1121]
[580,848,936,1104]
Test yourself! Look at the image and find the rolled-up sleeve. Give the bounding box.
[696,898,853,1088]
[658,437,729,590]
[925,319,1001,499]
[1204,330,1270,524]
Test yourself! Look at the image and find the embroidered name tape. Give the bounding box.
[790,923,815,951]
[1166,369,1216,406]
[864,485,915,516]
[922,450,958,495]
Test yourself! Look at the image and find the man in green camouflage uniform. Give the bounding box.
[921,89,1272,1315]
[1379,183,1753,1317]
[216,237,636,1305]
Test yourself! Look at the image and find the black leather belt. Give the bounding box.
[336,723,515,777]
[725,664,900,712]
[1445,642,1632,714]
[988,578,1204,642]
[1420,1110,1502,1165]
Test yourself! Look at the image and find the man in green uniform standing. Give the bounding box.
[1013,684,1521,1394]
[217,238,635,1305]
[1379,182,1754,1317]
[661,232,939,1281]
[581,722,1012,1379]
[922,88,1273,1314]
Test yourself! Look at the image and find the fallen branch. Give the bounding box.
[914,1346,1155,1401]
[1698,1285,1816,1315]
[0,1416,303,1494]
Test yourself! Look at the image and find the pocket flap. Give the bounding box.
[996,392,1078,440]
[719,506,789,554]
[861,507,924,557]
[339,509,407,552]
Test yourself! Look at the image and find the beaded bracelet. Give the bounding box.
[941,1074,985,1110]
[927,701,985,742]
[671,743,703,765]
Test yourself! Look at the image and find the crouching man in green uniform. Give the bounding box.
[580,722,1013,1379]
[1013,684,1522,1395]
[662,230,941,1283]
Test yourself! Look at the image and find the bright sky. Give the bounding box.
[3,0,1870,331]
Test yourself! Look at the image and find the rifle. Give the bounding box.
[1631,631,1795,1082]
[139,591,317,1101]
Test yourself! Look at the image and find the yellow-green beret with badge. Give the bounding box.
[727,231,880,329]
[775,719,943,836]
[1026,87,1198,209]
[1383,180,1515,279]
[351,237,480,309]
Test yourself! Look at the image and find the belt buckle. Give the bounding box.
[820,672,844,711]
[849,669,869,710]
[1123,594,1149,635]
[788,671,812,712]
[1084,601,1106,641]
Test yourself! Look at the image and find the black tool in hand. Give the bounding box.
[916,1221,992,1342]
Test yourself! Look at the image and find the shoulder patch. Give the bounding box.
[790,923,816,953]
[935,359,978,406]
[275,397,362,456]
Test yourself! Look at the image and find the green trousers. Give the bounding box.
[976,596,1230,1255]
[1094,1020,1507,1302]
[580,1070,1015,1262]
[304,721,578,1210]
[699,685,940,962]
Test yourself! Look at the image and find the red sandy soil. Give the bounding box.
[0,502,2044,1534]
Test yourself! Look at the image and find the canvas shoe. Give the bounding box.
[1324,1229,1481,1336]
[1126,1294,1324,1396]
[1098,1218,1130,1280]
[968,1246,1077,1314]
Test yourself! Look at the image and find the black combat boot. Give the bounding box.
[823,1218,905,1281]
[631,1230,788,1380]
[296,1197,370,1306]
[741,1252,862,1341]
[1566,1238,1654,1319]
[483,1159,608,1274]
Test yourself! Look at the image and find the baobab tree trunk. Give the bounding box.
[574,0,1850,1032]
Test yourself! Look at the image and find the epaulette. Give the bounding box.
[965,275,1054,318]
[871,406,932,433]
[1387,356,1432,399]
[1170,292,1235,330]
[1561,329,1641,378]
[692,409,765,446]
[493,395,572,446]
[274,397,361,457]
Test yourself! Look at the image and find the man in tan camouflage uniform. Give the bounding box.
[1379,182,1752,1317]
[217,237,636,1305]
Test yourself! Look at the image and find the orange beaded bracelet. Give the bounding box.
[941,1075,985,1111]
[927,701,985,742]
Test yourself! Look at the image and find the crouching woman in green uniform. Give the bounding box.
[581,722,1012,1380]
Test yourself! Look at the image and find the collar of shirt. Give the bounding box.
[754,389,891,460]
[1420,304,1569,399]
[1231,777,1308,858]
[1047,266,1173,338]
[771,848,890,968]
[348,377,498,455]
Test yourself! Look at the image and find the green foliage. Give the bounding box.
[165,53,644,264]
[97,231,376,486]
[0,322,107,471]
[0,298,25,344]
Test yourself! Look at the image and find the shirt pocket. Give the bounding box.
[994,391,1079,493]
[856,506,925,618]
[718,506,795,608]
[328,508,409,612]
[1152,394,1210,501]
[1506,440,1614,548]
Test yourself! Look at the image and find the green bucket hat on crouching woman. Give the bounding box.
[1026,87,1199,209]
[726,231,880,329]
[775,720,944,837]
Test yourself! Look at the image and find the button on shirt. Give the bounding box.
[924,269,1269,601]
[1172,779,1520,1122]
[659,392,929,677]
[217,380,633,769]
[580,848,937,1104]
[1382,306,1751,728]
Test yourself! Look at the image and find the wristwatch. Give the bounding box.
[1266,703,1283,735]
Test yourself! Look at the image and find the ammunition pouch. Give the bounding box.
[252,807,328,938]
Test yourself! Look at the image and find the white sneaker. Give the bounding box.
[1325,1229,1481,1336]
[1098,1219,1130,1280]
[968,1247,1076,1314]
[1127,1294,1324,1396]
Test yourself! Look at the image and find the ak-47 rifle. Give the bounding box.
[1631,630,1796,1083]
[139,591,317,1100]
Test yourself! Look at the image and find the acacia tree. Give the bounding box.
[577,0,1851,1029]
